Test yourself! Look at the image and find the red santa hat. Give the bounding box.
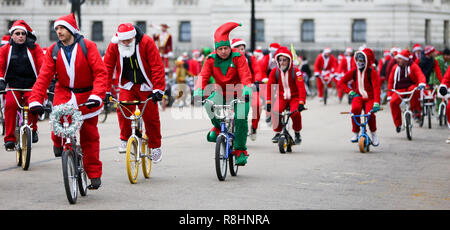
[192,49,200,55]
[424,45,435,55]
[345,47,353,54]
[1,35,10,45]
[214,22,241,49]
[383,49,390,57]
[111,23,136,44]
[396,49,411,61]
[412,44,422,52]
[54,13,79,35]
[390,47,401,56]
[231,38,247,48]
[254,48,262,54]
[354,48,375,66]
[323,47,332,54]
[269,43,281,52]
[9,20,35,36]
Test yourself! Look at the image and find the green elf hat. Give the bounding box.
[214,22,241,49]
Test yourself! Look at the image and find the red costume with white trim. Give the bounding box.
[387,49,427,128]
[439,67,450,125]
[153,24,172,72]
[29,14,107,179]
[267,46,307,133]
[314,48,339,98]
[103,23,165,148]
[0,20,44,144]
[339,48,381,133]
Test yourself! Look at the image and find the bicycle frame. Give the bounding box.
[319,71,336,86]
[3,89,33,150]
[390,87,419,128]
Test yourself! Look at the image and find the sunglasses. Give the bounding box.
[14,32,26,36]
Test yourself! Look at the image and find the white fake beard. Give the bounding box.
[118,40,136,58]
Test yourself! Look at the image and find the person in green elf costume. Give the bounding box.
[194,22,253,166]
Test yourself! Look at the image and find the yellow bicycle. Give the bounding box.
[111,96,153,184]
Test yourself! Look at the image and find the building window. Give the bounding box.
[352,19,366,43]
[301,19,314,42]
[91,21,103,42]
[49,20,58,41]
[136,21,147,34]
[255,19,265,42]
[179,21,191,42]
[444,20,448,46]
[425,19,431,44]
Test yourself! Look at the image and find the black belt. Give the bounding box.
[65,86,93,93]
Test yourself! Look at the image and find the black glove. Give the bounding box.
[266,103,271,113]
[298,103,305,112]
[151,91,164,103]
[439,85,448,96]
[104,92,112,104]
[0,79,6,91]
[244,95,250,103]
[86,99,101,109]
[30,104,44,115]
[254,81,260,92]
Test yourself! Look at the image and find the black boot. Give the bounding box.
[272,133,281,143]
[88,177,101,190]
[32,131,39,143]
[4,141,15,151]
[53,146,63,157]
[396,126,401,133]
[295,132,302,145]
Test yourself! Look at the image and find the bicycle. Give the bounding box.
[51,102,95,204]
[38,91,54,121]
[437,89,449,127]
[341,108,382,153]
[203,98,244,181]
[277,106,306,154]
[0,94,5,135]
[0,88,33,170]
[318,71,336,105]
[390,87,420,140]
[99,86,119,123]
[419,86,437,129]
[110,96,154,184]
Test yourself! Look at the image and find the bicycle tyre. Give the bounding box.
[439,107,444,126]
[76,146,88,197]
[1,118,4,136]
[278,135,287,154]
[99,107,108,123]
[228,138,238,177]
[215,135,227,181]
[21,127,32,170]
[62,150,78,204]
[427,106,432,129]
[126,137,139,184]
[418,107,424,127]
[323,87,328,105]
[141,135,152,179]
[405,113,412,140]
[358,136,366,153]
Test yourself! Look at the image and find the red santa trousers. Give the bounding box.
[52,115,102,179]
[272,97,302,132]
[251,88,263,130]
[4,90,38,143]
[389,85,421,127]
[350,96,377,133]
[117,84,162,149]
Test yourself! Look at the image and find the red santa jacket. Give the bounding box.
[259,53,277,77]
[188,58,202,76]
[339,67,381,104]
[314,53,338,76]
[103,28,165,94]
[442,67,450,87]
[387,62,427,97]
[153,32,172,55]
[267,47,307,104]
[196,48,252,97]
[29,35,108,119]
[245,54,264,83]
[337,54,356,78]
[0,42,44,82]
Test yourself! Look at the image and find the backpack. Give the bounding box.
[52,37,88,62]
[275,68,297,84]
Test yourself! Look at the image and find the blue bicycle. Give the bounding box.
[341,108,381,153]
[203,98,244,181]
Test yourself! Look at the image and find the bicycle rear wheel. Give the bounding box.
[141,135,152,179]
[215,135,227,181]
[99,105,108,123]
[21,127,32,170]
[323,87,328,105]
[62,150,78,204]
[439,106,445,126]
[405,113,412,140]
[427,106,432,129]
[228,139,238,177]
[278,135,287,154]
[126,137,139,184]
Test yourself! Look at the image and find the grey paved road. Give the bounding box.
[0,97,449,210]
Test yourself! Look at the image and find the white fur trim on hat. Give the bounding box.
[54,20,79,35]
[9,26,27,35]
[117,29,136,41]
[231,40,247,48]
[396,54,409,61]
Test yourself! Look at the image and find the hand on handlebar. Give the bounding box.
[86,99,101,109]
[30,104,44,115]
[439,85,448,97]
[297,103,305,112]
[372,103,381,113]
[0,79,6,91]
[151,91,164,104]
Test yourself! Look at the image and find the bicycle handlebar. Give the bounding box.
[110,96,154,120]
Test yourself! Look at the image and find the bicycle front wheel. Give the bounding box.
[62,150,78,204]
[427,106,432,129]
[76,146,88,197]
[141,135,152,179]
[99,106,108,123]
[323,87,328,105]
[126,137,139,184]
[215,135,227,181]
[21,127,32,170]
[278,135,287,154]
[405,113,412,140]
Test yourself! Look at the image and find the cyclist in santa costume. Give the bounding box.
[194,22,253,166]
[29,13,107,189]
[338,48,381,145]
[314,47,339,101]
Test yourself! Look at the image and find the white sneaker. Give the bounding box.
[151,148,162,164]
[318,97,324,102]
[350,133,359,143]
[118,140,127,153]
[371,133,379,147]
[446,137,450,144]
